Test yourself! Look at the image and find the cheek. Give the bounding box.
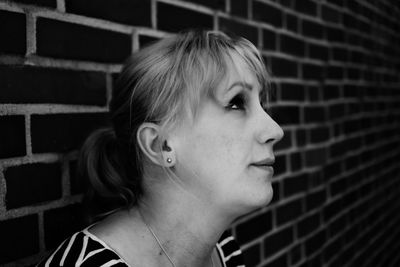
[193,131,246,170]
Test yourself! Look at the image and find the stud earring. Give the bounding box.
[167,158,172,163]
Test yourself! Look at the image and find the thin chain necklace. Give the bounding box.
[138,209,214,267]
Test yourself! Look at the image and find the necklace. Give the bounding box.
[138,209,214,267]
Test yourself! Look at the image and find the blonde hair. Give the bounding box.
[78,30,271,219]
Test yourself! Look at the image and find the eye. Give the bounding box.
[227,94,246,110]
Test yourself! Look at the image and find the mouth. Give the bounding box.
[250,157,275,176]
[251,164,274,173]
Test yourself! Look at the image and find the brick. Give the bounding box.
[321,5,340,23]
[329,103,345,120]
[182,0,225,9]
[0,215,39,264]
[326,0,344,7]
[326,25,345,43]
[328,213,347,237]
[276,199,303,225]
[283,173,308,197]
[243,243,261,266]
[270,181,281,204]
[263,28,276,50]
[0,115,26,159]
[219,18,258,45]
[44,204,85,249]
[0,10,26,55]
[37,18,132,63]
[347,32,361,47]
[307,253,323,266]
[347,67,361,80]
[306,189,326,211]
[323,198,343,222]
[343,84,360,98]
[263,226,293,257]
[297,212,320,238]
[8,0,56,7]
[270,56,298,78]
[305,147,327,167]
[0,65,107,105]
[302,19,324,39]
[296,128,306,147]
[274,154,287,175]
[305,229,326,256]
[275,130,291,150]
[307,85,321,101]
[290,244,302,265]
[69,160,88,195]
[31,113,109,153]
[308,43,329,61]
[294,0,317,16]
[252,1,283,28]
[330,138,358,158]
[280,82,305,101]
[344,154,360,171]
[304,106,326,123]
[267,254,288,267]
[324,237,342,262]
[343,12,357,30]
[139,35,160,48]
[236,211,272,243]
[66,0,151,27]
[278,0,293,8]
[280,33,305,57]
[5,163,62,209]
[309,126,330,143]
[302,63,324,80]
[231,0,248,17]
[323,85,340,100]
[290,152,302,171]
[157,2,213,32]
[324,161,342,182]
[332,46,348,62]
[285,12,298,32]
[271,105,300,126]
[350,50,365,64]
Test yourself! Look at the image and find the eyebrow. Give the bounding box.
[226,81,262,94]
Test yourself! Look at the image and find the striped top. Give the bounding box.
[37,227,245,267]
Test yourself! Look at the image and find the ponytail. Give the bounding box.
[77,127,141,222]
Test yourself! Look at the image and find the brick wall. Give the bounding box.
[1,0,400,266]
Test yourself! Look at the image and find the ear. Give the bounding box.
[136,122,175,167]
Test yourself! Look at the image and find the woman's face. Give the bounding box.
[171,53,284,216]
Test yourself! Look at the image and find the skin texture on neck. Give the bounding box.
[136,180,230,267]
[88,177,228,267]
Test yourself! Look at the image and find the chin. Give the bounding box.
[254,183,274,207]
[233,183,274,216]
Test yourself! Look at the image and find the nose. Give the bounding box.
[257,107,284,146]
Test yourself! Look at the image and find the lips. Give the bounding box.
[252,158,275,166]
[252,164,274,172]
[251,157,275,175]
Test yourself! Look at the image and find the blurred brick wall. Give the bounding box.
[1,0,400,266]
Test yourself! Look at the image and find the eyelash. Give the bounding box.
[227,94,267,111]
[227,94,246,110]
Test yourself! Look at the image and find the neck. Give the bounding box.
[134,182,235,267]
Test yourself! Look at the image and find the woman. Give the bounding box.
[37,30,283,267]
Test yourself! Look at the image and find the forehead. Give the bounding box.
[220,52,261,93]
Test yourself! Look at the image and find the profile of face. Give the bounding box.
[170,52,284,216]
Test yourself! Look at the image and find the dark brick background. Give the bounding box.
[1,0,400,266]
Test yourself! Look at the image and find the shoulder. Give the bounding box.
[217,231,245,267]
[36,230,129,267]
